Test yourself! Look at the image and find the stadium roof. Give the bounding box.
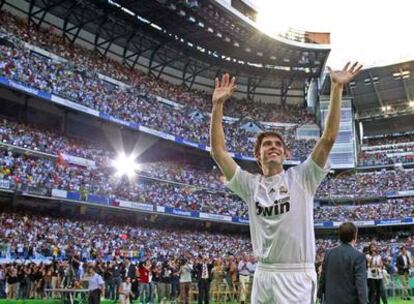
[5,0,330,91]
[118,0,330,69]
[323,61,414,118]
[321,60,414,135]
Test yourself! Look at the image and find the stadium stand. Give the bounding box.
[358,133,414,166]
[0,10,318,161]
[0,118,413,221]
[0,211,413,301]
[0,0,413,302]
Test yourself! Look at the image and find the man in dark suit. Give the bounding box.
[318,222,368,304]
[194,255,214,304]
[396,246,411,301]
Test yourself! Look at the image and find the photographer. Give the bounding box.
[366,243,383,304]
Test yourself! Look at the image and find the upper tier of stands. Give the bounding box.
[0,10,315,161]
[0,115,413,222]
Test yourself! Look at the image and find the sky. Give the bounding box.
[254,0,414,68]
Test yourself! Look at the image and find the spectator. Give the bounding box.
[396,246,412,301]
[87,266,105,304]
[119,277,134,304]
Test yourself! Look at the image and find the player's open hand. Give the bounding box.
[328,62,362,86]
[212,73,236,105]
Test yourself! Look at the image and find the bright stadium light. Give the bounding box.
[112,153,140,178]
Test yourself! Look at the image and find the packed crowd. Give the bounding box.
[359,133,414,166]
[0,212,253,262]
[0,212,413,301]
[0,117,112,164]
[1,148,414,221]
[0,211,252,301]
[0,10,316,125]
[317,168,414,198]
[0,9,412,224]
[0,116,226,191]
[6,8,413,168]
[358,151,414,167]
[364,134,414,146]
[2,114,414,197]
[0,150,246,217]
[1,112,414,220]
[0,10,316,160]
[314,197,414,222]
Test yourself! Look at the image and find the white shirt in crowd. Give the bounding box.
[246,261,256,276]
[238,260,250,276]
[367,254,383,279]
[201,263,209,279]
[88,273,104,291]
[180,263,193,283]
[120,282,131,295]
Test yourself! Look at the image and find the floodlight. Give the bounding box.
[112,153,140,178]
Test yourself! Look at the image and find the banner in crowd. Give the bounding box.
[232,217,249,224]
[25,42,68,63]
[375,219,403,226]
[98,73,131,90]
[389,190,414,197]
[199,212,232,222]
[61,153,96,168]
[0,77,51,100]
[154,96,184,109]
[118,200,154,212]
[23,186,48,196]
[50,95,99,117]
[87,194,109,205]
[51,188,68,198]
[156,206,165,213]
[0,179,10,189]
[353,220,375,226]
[164,207,199,218]
[67,191,81,201]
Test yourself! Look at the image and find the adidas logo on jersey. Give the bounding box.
[255,197,290,217]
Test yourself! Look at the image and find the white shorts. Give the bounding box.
[251,262,317,304]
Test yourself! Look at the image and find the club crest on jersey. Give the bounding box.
[279,185,288,195]
[255,197,290,217]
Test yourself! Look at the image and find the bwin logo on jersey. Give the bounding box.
[256,197,290,217]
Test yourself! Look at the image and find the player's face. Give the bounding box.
[259,136,286,167]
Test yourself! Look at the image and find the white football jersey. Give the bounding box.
[227,157,328,265]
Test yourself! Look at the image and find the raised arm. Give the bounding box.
[210,73,238,180]
[311,62,362,168]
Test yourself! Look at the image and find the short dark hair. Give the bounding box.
[254,131,288,167]
[338,222,357,243]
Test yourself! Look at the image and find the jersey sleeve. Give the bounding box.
[294,156,330,195]
[225,166,256,202]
